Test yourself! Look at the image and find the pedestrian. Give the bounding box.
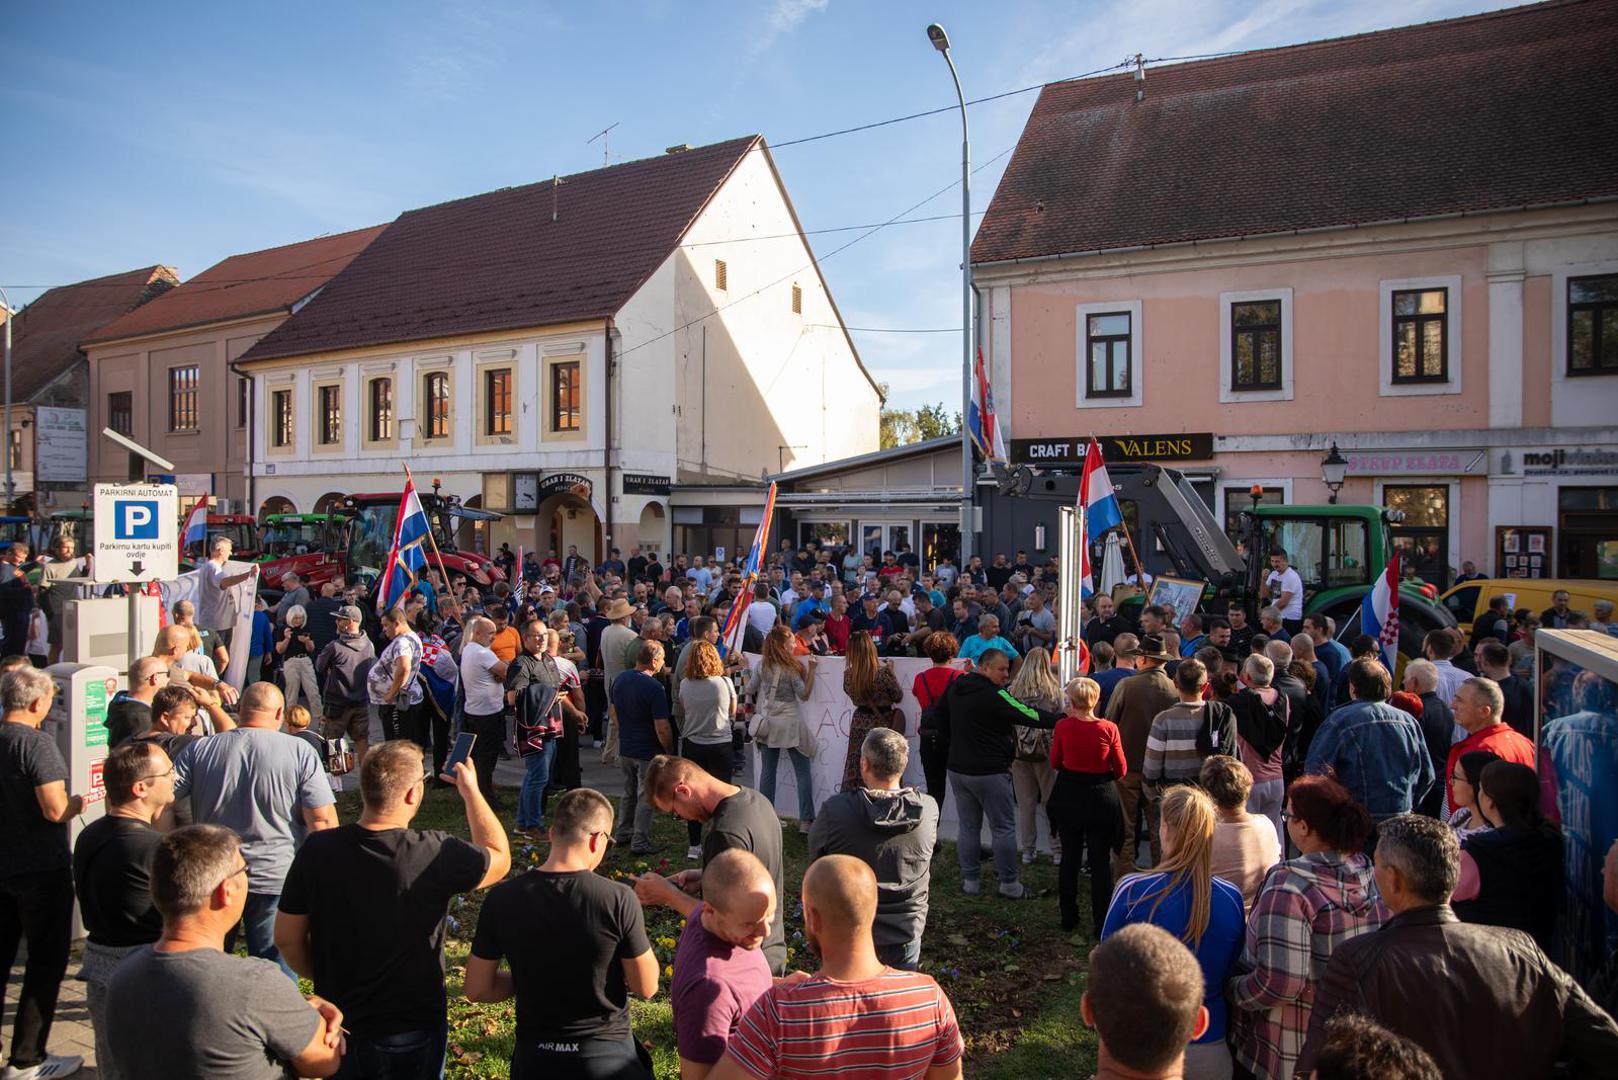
[0,666,91,1080]
[1142,658,1237,794]
[708,855,964,1080]
[840,632,903,792]
[1103,633,1179,877]
[743,625,819,831]
[464,788,658,1079]
[955,613,1017,664]
[1397,659,1453,817]
[457,616,509,806]
[72,742,174,1080]
[1047,676,1127,933]
[676,639,737,860]
[104,825,345,1080]
[808,728,939,970]
[172,681,337,976]
[669,850,776,1079]
[1450,760,1561,953]
[610,638,672,855]
[1472,640,1532,737]
[1305,659,1435,833]
[1421,628,1469,702]
[1102,785,1244,1080]
[316,604,376,771]
[276,605,319,714]
[911,631,960,806]
[1228,654,1291,845]
[1297,814,1618,1076]
[1311,1014,1440,1080]
[1007,646,1063,865]
[597,597,639,763]
[275,744,510,1078]
[1262,550,1304,636]
[1443,676,1535,816]
[368,607,425,750]
[1200,755,1278,913]
[1226,772,1383,1080]
[105,656,170,748]
[936,648,1060,899]
[38,536,85,667]
[246,595,274,686]
[508,618,585,840]
[197,535,259,660]
[636,755,789,975]
[1083,924,1208,1080]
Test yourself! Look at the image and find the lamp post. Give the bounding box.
[927,22,975,566]
[1321,442,1349,504]
[0,286,12,513]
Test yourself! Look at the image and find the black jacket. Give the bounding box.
[1415,691,1456,817]
[316,633,376,705]
[938,672,1060,776]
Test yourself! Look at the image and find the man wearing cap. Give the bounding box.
[1104,633,1179,876]
[793,608,828,656]
[316,604,375,770]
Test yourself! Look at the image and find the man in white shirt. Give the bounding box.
[196,536,258,658]
[1263,549,1305,635]
[459,617,510,806]
[745,584,778,638]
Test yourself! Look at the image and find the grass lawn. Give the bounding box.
[349,781,1099,1078]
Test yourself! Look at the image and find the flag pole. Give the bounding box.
[403,464,454,589]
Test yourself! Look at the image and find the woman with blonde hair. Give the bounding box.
[1102,784,1245,1078]
[1008,647,1062,865]
[677,639,737,857]
[274,604,318,713]
[1047,676,1125,932]
[744,623,819,831]
[840,631,904,790]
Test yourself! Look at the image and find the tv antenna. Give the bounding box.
[587,122,619,166]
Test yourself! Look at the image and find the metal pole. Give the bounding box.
[1,286,12,513]
[931,30,974,565]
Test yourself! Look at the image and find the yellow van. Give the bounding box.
[1441,578,1618,634]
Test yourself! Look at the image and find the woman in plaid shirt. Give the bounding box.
[1228,774,1387,1080]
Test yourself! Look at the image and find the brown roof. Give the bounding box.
[241,136,760,362]
[972,0,1618,265]
[8,266,179,400]
[85,224,387,345]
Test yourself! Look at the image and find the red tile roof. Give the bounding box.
[8,266,179,400]
[241,136,760,362]
[84,225,387,345]
[972,0,1618,265]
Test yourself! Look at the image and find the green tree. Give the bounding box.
[879,383,961,449]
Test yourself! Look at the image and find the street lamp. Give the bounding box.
[926,22,975,565]
[1321,441,1349,504]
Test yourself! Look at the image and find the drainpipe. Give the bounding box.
[228,360,255,515]
[603,319,615,561]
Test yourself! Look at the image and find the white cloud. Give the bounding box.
[753,0,829,51]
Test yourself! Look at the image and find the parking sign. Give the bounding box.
[93,483,179,583]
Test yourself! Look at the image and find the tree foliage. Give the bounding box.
[879,382,961,449]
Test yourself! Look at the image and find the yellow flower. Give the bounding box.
[664,964,674,978]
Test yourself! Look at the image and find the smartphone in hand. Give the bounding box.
[441,732,477,779]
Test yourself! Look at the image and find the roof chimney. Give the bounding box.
[1134,53,1146,102]
[665,143,692,155]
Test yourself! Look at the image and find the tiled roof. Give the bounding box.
[972,0,1618,265]
[85,225,387,345]
[241,136,761,362]
[7,266,178,400]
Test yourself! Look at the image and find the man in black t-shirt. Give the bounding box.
[634,755,788,974]
[0,666,96,1078]
[276,741,508,1073]
[106,656,171,748]
[466,788,658,1079]
[73,741,174,1080]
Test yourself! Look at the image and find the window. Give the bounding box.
[422,371,450,439]
[1262,517,1371,591]
[237,378,249,428]
[7,431,19,471]
[1557,486,1618,579]
[1230,299,1282,391]
[484,368,512,436]
[271,389,293,448]
[1384,484,1451,588]
[108,391,132,436]
[317,384,342,446]
[368,378,393,443]
[1222,484,1288,541]
[168,365,198,431]
[1568,274,1618,376]
[791,284,803,315]
[715,259,728,291]
[1392,288,1448,383]
[551,360,580,432]
[1085,311,1132,398]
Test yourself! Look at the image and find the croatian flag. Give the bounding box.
[180,499,208,548]
[377,479,431,615]
[1077,504,1094,600]
[967,347,1007,462]
[719,482,777,656]
[1360,550,1402,670]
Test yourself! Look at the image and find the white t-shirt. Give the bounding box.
[196,560,236,630]
[1266,567,1305,620]
[746,601,778,636]
[460,641,506,715]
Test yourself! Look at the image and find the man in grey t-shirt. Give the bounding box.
[106,825,343,1080]
[174,683,336,977]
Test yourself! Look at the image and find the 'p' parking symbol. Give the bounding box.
[114,500,160,540]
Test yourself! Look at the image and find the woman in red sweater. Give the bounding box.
[1048,676,1128,932]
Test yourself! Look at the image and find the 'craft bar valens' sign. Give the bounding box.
[1011,433,1214,467]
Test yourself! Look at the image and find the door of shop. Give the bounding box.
[1383,484,1452,588]
[1559,486,1618,579]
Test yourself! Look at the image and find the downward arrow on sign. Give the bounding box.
[131,561,144,576]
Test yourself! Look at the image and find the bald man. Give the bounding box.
[710,855,964,1080]
[173,681,336,977]
[153,624,238,706]
[672,850,778,1080]
[107,655,171,747]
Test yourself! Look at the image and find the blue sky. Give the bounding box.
[2,0,1514,410]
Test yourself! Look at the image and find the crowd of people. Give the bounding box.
[0,531,1614,1079]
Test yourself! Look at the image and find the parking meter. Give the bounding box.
[45,662,118,939]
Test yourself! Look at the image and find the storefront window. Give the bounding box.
[1384,484,1449,587]
[922,523,959,569]
[1559,486,1618,579]
[797,521,849,549]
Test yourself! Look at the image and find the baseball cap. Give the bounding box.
[336,605,363,622]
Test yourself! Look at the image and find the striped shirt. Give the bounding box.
[724,968,964,1079]
[1143,702,1212,785]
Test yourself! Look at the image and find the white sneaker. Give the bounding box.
[2,1054,83,1079]
[686,845,702,861]
[1021,850,1035,865]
